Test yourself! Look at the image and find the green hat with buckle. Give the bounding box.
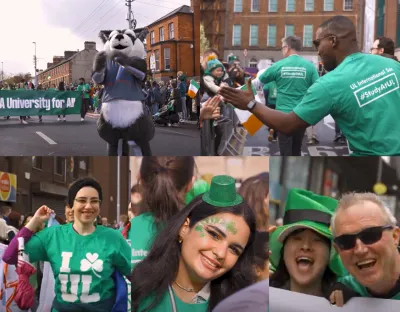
[202,175,243,207]
[270,188,347,277]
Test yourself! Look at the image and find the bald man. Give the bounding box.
[220,16,400,156]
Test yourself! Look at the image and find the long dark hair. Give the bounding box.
[270,229,337,297]
[238,173,269,231]
[131,195,257,311]
[138,157,195,230]
[253,231,269,270]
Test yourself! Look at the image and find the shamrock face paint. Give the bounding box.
[195,216,238,237]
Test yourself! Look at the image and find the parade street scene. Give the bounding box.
[199,0,400,157]
[0,0,201,156]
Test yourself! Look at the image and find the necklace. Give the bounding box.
[174,281,196,292]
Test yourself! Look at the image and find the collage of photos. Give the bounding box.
[0,0,400,311]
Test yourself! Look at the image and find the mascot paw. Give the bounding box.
[127,58,147,74]
[93,51,107,72]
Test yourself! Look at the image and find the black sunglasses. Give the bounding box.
[313,34,336,49]
[334,225,393,251]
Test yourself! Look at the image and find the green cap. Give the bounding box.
[185,179,210,204]
[270,188,347,277]
[202,175,243,207]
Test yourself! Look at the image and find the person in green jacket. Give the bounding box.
[128,156,196,268]
[131,175,258,312]
[76,77,91,122]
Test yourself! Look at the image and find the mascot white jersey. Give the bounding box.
[92,28,154,156]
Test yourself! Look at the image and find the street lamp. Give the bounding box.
[33,42,37,87]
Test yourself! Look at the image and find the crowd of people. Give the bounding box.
[0,156,269,312]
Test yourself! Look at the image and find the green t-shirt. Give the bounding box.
[338,275,400,299]
[128,212,160,269]
[293,53,400,156]
[259,55,319,113]
[138,288,209,312]
[263,81,277,105]
[25,223,131,310]
[77,83,91,99]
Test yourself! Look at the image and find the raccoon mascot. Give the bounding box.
[92,28,154,156]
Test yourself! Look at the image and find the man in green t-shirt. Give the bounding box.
[219,15,400,156]
[76,77,91,121]
[330,192,400,301]
[255,36,319,156]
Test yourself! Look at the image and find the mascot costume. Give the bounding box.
[92,28,155,156]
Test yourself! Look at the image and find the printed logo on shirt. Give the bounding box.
[350,68,399,107]
[281,67,307,79]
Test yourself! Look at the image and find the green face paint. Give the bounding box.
[194,216,238,237]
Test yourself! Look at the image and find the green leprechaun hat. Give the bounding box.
[202,175,243,207]
[270,188,348,277]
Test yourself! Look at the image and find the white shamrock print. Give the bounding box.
[80,253,104,278]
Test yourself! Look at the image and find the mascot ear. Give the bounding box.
[99,30,112,44]
[138,28,149,42]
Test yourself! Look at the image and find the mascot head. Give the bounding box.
[99,28,148,59]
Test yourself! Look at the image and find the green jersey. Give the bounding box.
[77,83,90,99]
[263,81,277,105]
[25,223,131,310]
[259,55,319,113]
[293,53,400,156]
[138,288,208,312]
[128,213,160,269]
[338,275,400,299]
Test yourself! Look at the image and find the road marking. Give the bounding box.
[36,131,57,145]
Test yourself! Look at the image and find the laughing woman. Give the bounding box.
[3,177,131,312]
[269,189,347,299]
[131,175,257,312]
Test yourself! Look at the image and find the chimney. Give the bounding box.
[64,51,76,59]
[84,41,96,50]
[52,56,64,65]
[47,63,54,69]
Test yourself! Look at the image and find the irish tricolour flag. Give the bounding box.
[233,82,264,136]
[187,80,200,98]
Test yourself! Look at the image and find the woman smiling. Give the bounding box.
[131,175,258,312]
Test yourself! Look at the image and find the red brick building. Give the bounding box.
[38,42,97,88]
[146,5,200,81]
[201,0,364,68]
[375,0,400,59]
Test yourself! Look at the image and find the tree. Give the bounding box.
[200,23,210,55]
[3,72,32,86]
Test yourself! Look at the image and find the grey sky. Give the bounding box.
[0,0,190,78]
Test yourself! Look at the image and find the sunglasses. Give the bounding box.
[334,225,393,250]
[313,34,336,49]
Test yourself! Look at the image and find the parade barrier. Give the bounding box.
[0,90,82,116]
[270,287,400,312]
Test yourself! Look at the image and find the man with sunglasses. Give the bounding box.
[370,37,399,61]
[330,193,400,301]
[219,15,400,156]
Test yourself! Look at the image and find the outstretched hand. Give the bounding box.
[200,96,222,122]
[218,78,255,110]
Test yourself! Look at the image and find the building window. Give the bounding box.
[32,156,43,170]
[305,0,314,11]
[234,0,242,12]
[164,48,170,70]
[150,31,155,44]
[343,0,353,10]
[249,25,259,46]
[232,25,241,46]
[267,24,276,47]
[269,0,277,12]
[168,23,174,39]
[155,50,160,71]
[249,58,258,68]
[303,25,313,47]
[376,0,385,38]
[285,25,294,37]
[324,0,334,11]
[286,0,295,12]
[159,27,164,41]
[54,157,66,182]
[251,0,260,12]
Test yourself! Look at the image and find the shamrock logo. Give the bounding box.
[80,253,103,278]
